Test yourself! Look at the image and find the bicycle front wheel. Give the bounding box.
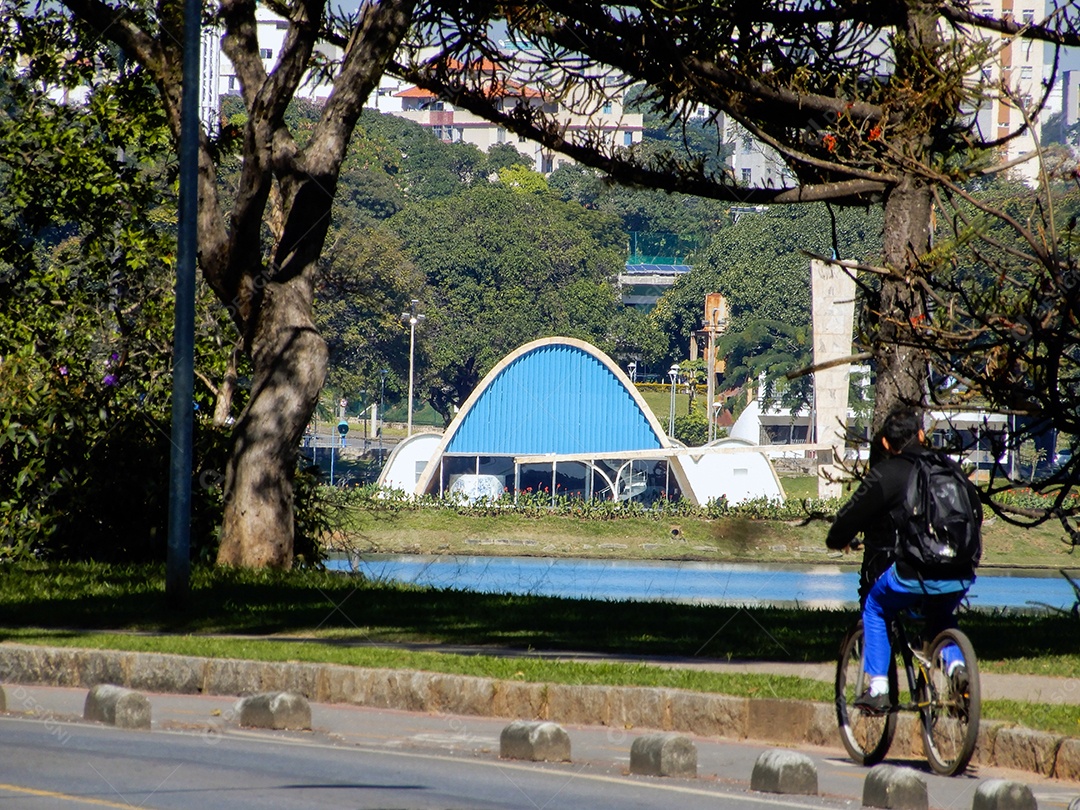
[919,628,981,776]
[835,622,896,765]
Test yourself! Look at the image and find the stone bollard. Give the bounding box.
[236,691,311,730]
[629,733,697,778]
[972,780,1037,810]
[750,749,818,795]
[499,721,571,762]
[84,684,151,730]
[862,764,927,810]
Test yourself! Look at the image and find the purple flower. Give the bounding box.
[58,366,68,377]
[102,373,118,387]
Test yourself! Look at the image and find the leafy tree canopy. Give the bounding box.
[389,182,624,418]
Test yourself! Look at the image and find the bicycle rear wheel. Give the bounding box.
[835,622,896,765]
[919,628,981,776]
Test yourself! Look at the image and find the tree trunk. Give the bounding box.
[217,273,327,568]
[872,175,932,434]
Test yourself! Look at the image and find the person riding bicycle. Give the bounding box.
[826,407,982,714]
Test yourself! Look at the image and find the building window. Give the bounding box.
[1022,8,1035,23]
[227,76,236,90]
[275,21,288,29]
[541,155,554,173]
[603,101,613,114]
[623,131,632,146]
[497,127,506,143]
[259,48,272,59]
[1021,65,1033,81]
[518,133,527,143]
[741,168,752,184]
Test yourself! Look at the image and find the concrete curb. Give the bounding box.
[500,720,571,762]
[862,764,928,810]
[83,684,151,730]
[629,733,697,778]
[0,643,1075,781]
[750,749,818,795]
[236,691,311,730]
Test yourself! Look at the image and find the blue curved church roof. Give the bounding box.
[443,340,664,456]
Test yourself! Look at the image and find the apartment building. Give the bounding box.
[201,8,642,174]
[968,0,1053,183]
[384,79,643,174]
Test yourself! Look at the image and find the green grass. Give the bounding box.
[3,563,1075,665]
[2,563,1077,735]
[0,629,833,704]
[982,699,1080,737]
[335,499,1078,570]
[780,475,820,500]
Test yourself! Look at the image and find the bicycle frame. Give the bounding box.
[890,618,930,714]
[835,613,981,776]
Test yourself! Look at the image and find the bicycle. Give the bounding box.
[834,607,981,776]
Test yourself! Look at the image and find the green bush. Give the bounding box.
[332,482,842,523]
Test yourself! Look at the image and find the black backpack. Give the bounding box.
[891,452,982,579]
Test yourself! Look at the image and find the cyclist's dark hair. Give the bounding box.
[881,407,923,451]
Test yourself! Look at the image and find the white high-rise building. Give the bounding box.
[199,5,341,134]
[968,0,1052,183]
[200,7,642,174]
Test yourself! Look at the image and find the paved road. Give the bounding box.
[2,685,1077,809]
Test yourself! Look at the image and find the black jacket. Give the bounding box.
[826,448,982,599]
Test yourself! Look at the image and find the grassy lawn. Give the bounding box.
[335,498,1077,569]
[1,563,1077,736]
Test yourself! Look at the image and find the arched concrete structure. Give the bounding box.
[377,432,443,494]
[677,437,785,505]
[415,337,694,502]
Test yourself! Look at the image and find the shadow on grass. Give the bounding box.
[0,563,1075,664]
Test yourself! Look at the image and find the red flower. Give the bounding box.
[868,125,882,141]
[822,134,837,152]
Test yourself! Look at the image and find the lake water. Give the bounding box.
[327,554,1078,612]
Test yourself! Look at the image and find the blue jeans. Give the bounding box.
[862,566,968,677]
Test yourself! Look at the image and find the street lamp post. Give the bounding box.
[379,368,388,460]
[668,363,680,437]
[401,299,425,437]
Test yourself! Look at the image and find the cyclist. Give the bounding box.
[826,407,981,714]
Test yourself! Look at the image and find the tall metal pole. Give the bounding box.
[407,319,416,437]
[668,363,680,438]
[379,368,387,459]
[167,0,200,608]
[401,300,424,437]
[706,323,716,443]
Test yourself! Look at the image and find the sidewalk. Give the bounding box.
[0,641,1077,783]
[5,683,1080,810]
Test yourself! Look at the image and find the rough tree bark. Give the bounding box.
[62,0,416,567]
[873,177,933,432]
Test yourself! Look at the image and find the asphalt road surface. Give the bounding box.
[0,686,1077,810]
[0,717,840,810]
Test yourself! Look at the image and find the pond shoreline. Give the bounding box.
[328,552,1080,611]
